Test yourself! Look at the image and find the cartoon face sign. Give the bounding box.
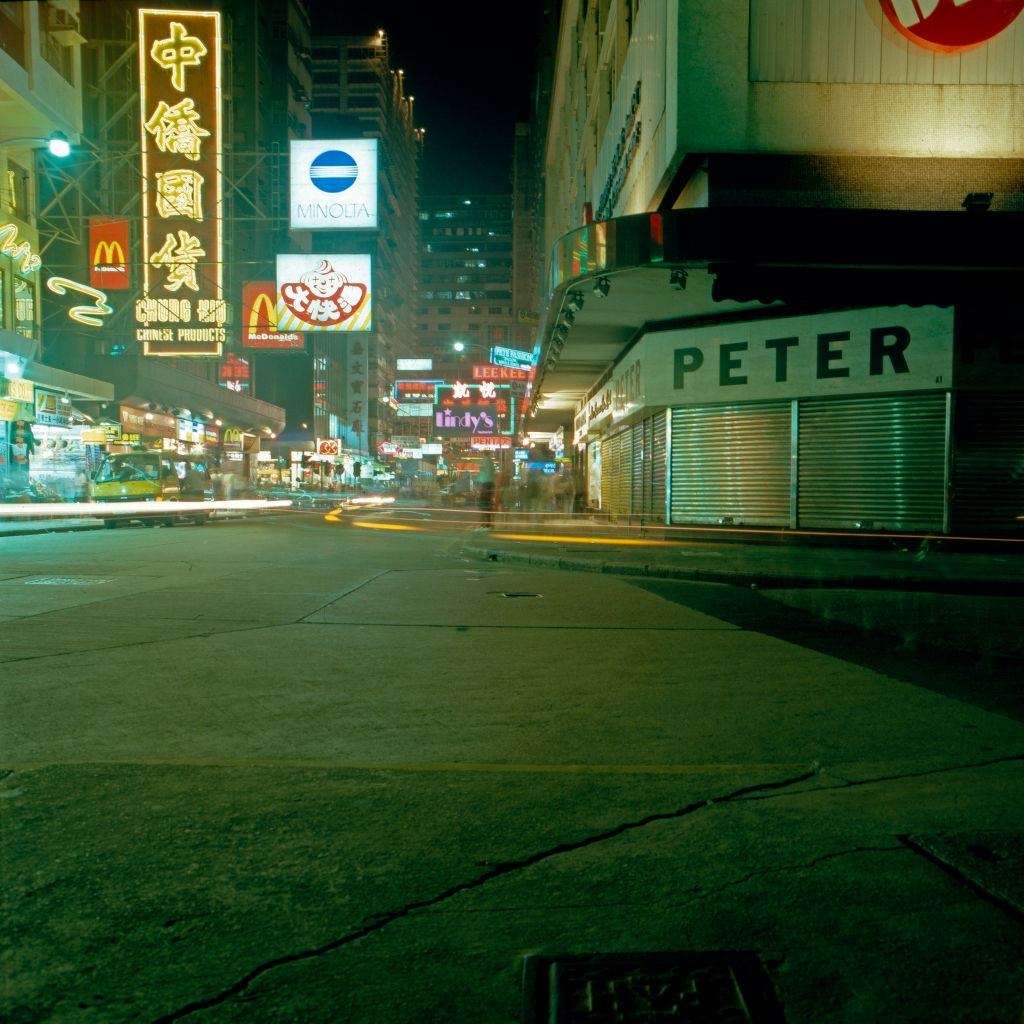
[279,259,368,328]
[878,0,1024,52]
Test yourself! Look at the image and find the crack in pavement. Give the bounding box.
[739,752,1024,802]
[152,766,819,1022]
[898,834,1024,926]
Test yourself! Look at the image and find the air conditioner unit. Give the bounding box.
[47,7,86,46]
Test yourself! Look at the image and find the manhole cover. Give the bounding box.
[492,591,543,598]
[523,953,784,1023]
[24,577,111,586]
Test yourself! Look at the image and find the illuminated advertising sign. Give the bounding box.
[241,281,304,350]
[219,352,250,393]
[34,390,69,428]
[879,0,1024,52]
[395,380,436,402]
[421,442,443,455]
[397,403,434,417]
[434,405,498,433]
[276,254,372,332]
[472,363,534,382]
[397,358,433,371]
[470,435,512,450]
[290,139,378,230]
[89,218,130,290]
[317,439,341,456]
[489,345,535,369]
[137,9,226,356]
[3,378,34,403]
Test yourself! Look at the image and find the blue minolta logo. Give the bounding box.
[309,150,358,193]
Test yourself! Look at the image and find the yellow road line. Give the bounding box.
[491,533,687,547]
[2,760,811,775]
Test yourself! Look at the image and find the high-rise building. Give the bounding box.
[309,30,421,456]
[416,194,515,361]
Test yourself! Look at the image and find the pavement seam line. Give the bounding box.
[897,834,1024,926]
[151,765,819,1023]
[297,569,394,622]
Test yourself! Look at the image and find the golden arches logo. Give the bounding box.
[248,289,277,331]
[93,240,126,268]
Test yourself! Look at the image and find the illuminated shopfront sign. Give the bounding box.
[397,358,432,371]
[878,0,1024,52]
[397,402,434,417]
[471,435,512,450]
[290,139,378,230]
[489,345,535,369]
[276,254,372,333]
[241,281,304,350]
[137,9,226,356]
[3,378,34,403]
[89,218,130,290]
[34,390,69,428]
[472,363,533,383]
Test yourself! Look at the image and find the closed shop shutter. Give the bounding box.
[601,428,631,519]
[651,411,667,522]
[951,392,1024,535]
[798,393,946,531]
[629,413,668,522]
[671,402,790,526]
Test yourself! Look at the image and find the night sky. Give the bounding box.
[308,0,548,195]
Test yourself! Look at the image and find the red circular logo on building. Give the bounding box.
[879,0,1024,52]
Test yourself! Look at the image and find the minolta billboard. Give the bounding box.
[290,139,378,230]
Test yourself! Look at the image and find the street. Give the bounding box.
[2,513,1023,1023]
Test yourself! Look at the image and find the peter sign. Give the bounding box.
[290,140,378,230]
[638,307,954,408]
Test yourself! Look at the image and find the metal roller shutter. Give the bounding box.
[798,394,946,531]
[651,411,667,523]
[951,392,1024,535]
[601,429,631,519]
[671,402,790,526]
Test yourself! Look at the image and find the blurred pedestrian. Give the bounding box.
[476,456,496,527]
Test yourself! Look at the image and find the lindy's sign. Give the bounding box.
[639,307,954,408]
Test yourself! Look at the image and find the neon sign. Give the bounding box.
[138,9,225,356]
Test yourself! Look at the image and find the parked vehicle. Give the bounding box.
[89,451,213,527]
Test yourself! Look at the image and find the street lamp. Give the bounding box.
[0,131,72,158]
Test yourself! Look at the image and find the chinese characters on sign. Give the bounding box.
[276,255,372,333]
[137,10,226,356]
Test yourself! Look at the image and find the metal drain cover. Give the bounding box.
[494,591,543,598]
[523,952,784,1023]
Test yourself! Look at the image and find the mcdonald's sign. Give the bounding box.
[89,218,130,290]
[241,280,304,350]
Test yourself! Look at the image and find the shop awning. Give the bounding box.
[97,359,285,434]
[24,361,114,402]
[529,207,1024,435]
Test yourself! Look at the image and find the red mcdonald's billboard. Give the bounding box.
[89,217,130,290]
[241,280,304,350]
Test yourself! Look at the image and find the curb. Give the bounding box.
[463,543,1024,594]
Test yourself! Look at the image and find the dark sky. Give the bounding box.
[308,0,547,195]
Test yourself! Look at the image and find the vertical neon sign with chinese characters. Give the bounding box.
[137,9,226,356]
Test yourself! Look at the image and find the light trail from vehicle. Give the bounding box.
[0,499,293,519]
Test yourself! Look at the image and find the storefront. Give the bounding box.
[574,304,1024,536]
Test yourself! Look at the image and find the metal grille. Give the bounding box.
[671,402,791,526]
[951,391,1024,535]
[601,428,632,520]
[628,413,669,523]
[798,393,947,531]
